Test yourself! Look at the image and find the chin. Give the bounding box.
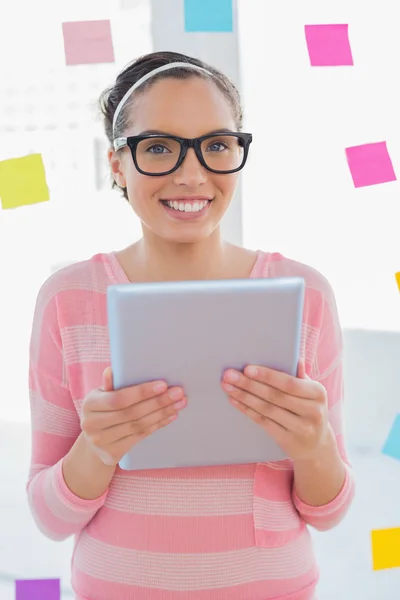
[161,227,216,245]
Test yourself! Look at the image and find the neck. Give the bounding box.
[131,228,230,281]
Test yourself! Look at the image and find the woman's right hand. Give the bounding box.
[80,367,187,466]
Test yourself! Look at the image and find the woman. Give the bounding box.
[27,51,355,600]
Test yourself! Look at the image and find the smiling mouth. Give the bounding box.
[160,199,212,213]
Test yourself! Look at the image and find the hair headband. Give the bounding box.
[112,61,212,138]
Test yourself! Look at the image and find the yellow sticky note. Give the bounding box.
[395,272,400,292]
[371,527,400,570]
[0,154,50,210]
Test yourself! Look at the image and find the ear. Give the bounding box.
[108,148,127,188]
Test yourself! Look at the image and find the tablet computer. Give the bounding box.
[107,276,305,471]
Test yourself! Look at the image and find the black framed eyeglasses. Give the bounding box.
[113,132,253,176]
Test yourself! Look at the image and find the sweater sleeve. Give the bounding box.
[292,279,355,531]
[27,280,108,541]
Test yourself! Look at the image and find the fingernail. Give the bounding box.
[223,383,236,392]
[169,388,183,400]
[174,398,187,410]
[153,382,167,393]
[225,370,240,383]
[246,365,258,377]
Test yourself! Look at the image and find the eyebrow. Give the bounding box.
[137,128,236,136]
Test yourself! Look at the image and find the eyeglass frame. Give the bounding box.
[113,132,253,176]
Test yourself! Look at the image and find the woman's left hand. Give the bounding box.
[221,361,331,462]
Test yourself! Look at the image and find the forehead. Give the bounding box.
[127,76,236,136]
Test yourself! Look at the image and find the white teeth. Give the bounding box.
[166,200,209,212]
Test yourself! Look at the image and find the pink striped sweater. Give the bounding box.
[27,250,355,600]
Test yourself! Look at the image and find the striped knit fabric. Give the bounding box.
[27,250,355,600]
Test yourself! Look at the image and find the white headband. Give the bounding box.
[112,62,212,138]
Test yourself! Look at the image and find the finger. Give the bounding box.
[102,367,114,392]
[86,379,170,412]
[106,412,180,462]
[297,359,307,379]
[97,399,185,446]
[228,392,303,431]
[241,365,321,400]
[86,387,185,430]
[229,396,289,440]
[221,376,311,417]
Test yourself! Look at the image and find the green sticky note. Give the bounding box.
[0,153,50,209]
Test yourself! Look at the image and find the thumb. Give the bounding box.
[297,359,308,379]
[102,366,114,392]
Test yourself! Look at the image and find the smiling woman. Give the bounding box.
[98,53,253,258]
[26,50,354,600]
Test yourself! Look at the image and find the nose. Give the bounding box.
[172,147,208,187]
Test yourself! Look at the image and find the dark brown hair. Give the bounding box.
[98,50,243,200]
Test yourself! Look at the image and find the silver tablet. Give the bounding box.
[107,276,304,471]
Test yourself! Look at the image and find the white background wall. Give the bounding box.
[238,0,400,333]
[1,0,400,598]
[0,0,149,423]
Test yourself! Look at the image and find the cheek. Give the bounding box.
[126,171,168,209]
[215,174,238,199]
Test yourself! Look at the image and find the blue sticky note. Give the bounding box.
[16,579,60,600]
[382,414,400,461]
[184,0,233,32]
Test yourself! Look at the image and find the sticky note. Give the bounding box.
[62,20,115,66]
[184,0,233,32]
[395,273,400,291]
[0,154,50,210]
[305,24,354,66]
[371,528,400,570]
[345,142,397,188]
[16,578,60,600]
[382,414,400,460]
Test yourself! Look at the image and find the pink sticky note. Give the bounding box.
[62,20,115,66]
[345,142,397,188]
[16,578,60,600]
[305,24,354,66]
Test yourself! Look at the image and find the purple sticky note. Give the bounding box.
[62,20,115,66]
[305,24,354,66]
[16,578,60,600]
[345,142,397,188]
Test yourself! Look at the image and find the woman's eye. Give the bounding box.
[207,142,228,152]
[148,145,169,154]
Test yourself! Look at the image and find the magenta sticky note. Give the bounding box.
[305,24,354,66]
[16,578,60,600]
[62,20,115,66]
[345,142,397,188]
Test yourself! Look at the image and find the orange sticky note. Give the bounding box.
[395,272,400,291]
[62,20,115,66]
[371,527,400,570]
[0,154,50,210]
